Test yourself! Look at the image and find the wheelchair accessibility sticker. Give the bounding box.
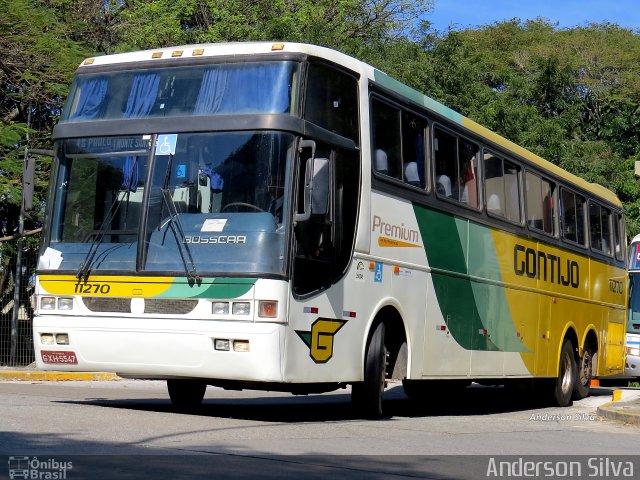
[156,134,177,156]
[296,318,347,363]
[374,262,383,283]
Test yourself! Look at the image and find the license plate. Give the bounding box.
[41,350,78,365]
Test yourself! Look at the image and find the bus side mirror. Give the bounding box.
[310,158,329,215]
[22,155,36,214]
[295,157,329,222]
[23,149,53,216]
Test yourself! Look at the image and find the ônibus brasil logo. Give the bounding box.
[8,456,73,479]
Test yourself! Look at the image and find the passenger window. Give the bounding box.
[560,188,586,246]
[433,127,479,208]
[402,111,427,188]
[526,171,556,235]
[589,202,612,255]
[371,99,401,180]
[483,151,521,222]
[613,213,624,261]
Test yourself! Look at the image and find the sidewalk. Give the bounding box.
[0,366,119,381]
[596,388,640,426]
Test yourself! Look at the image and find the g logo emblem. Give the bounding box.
[296,318,347,363]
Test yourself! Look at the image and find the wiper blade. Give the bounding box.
[160,188,201,285]
[77,192,127,281]
[77,158,138,281]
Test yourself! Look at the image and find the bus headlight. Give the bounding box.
[627,346,640,357]
[212,302,230,315]
[41,333,55,345]
[57,298,74,311]
[41,297,56,310]
[232,302,251,316]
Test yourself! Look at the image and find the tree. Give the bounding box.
[415,20,640,235]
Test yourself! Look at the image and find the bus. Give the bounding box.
[32,42,626,417]
[626,235,640,379]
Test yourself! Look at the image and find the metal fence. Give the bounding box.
[0,242,38,366]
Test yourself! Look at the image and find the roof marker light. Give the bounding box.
[192,48,204,56]
[82,58,95,65]
[271,44,285,51]
[171,50,183,57]
[151,52,163,59]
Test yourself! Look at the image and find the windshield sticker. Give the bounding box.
[201,219,227,232]
[37,247,63,270]
[155,134,177,155]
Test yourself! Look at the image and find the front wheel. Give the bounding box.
[352,322,386,418]
[167,379,207,411]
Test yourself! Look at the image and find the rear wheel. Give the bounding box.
[573,345,593,400]
[552,339,577,407]
[352,322,386,418]
[167,379,207,411]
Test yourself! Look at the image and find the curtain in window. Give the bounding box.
[121,156,139,192]
[194,64,290,114]
[121,74,159,191]
[70,78,108,120]
[194,69,229,115]
[124,74,160,118]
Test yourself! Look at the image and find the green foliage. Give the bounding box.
[1,3,640,238]
[115,0,432,55]
[413,20,640,236]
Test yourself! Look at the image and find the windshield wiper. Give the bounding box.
[77,159,137,281]
[159,155,201,285]
[77,192,127,281]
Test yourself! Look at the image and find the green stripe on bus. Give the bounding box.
[156,278,256,299]
[373,70,465,125]
[413,204,527,352]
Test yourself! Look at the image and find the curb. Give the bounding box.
[596,390,640,426]
[0,371,120,381]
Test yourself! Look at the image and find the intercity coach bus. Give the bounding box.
[32,42,626,417]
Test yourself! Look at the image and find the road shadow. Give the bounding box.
[56,383,576,423]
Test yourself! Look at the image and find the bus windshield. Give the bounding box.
[46,131,294,277]
[61,61,299,121]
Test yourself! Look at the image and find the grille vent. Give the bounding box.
[82,298,198,315]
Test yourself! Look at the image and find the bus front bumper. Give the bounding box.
[33,315,285,383]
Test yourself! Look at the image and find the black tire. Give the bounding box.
[352,322,386,418]
[573,345,594,400]
[167,379,206,411]
[552,339,577,407]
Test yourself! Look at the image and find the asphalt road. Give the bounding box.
[1,380,639,479]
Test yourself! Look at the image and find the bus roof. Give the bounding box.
[78,42,621,208]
